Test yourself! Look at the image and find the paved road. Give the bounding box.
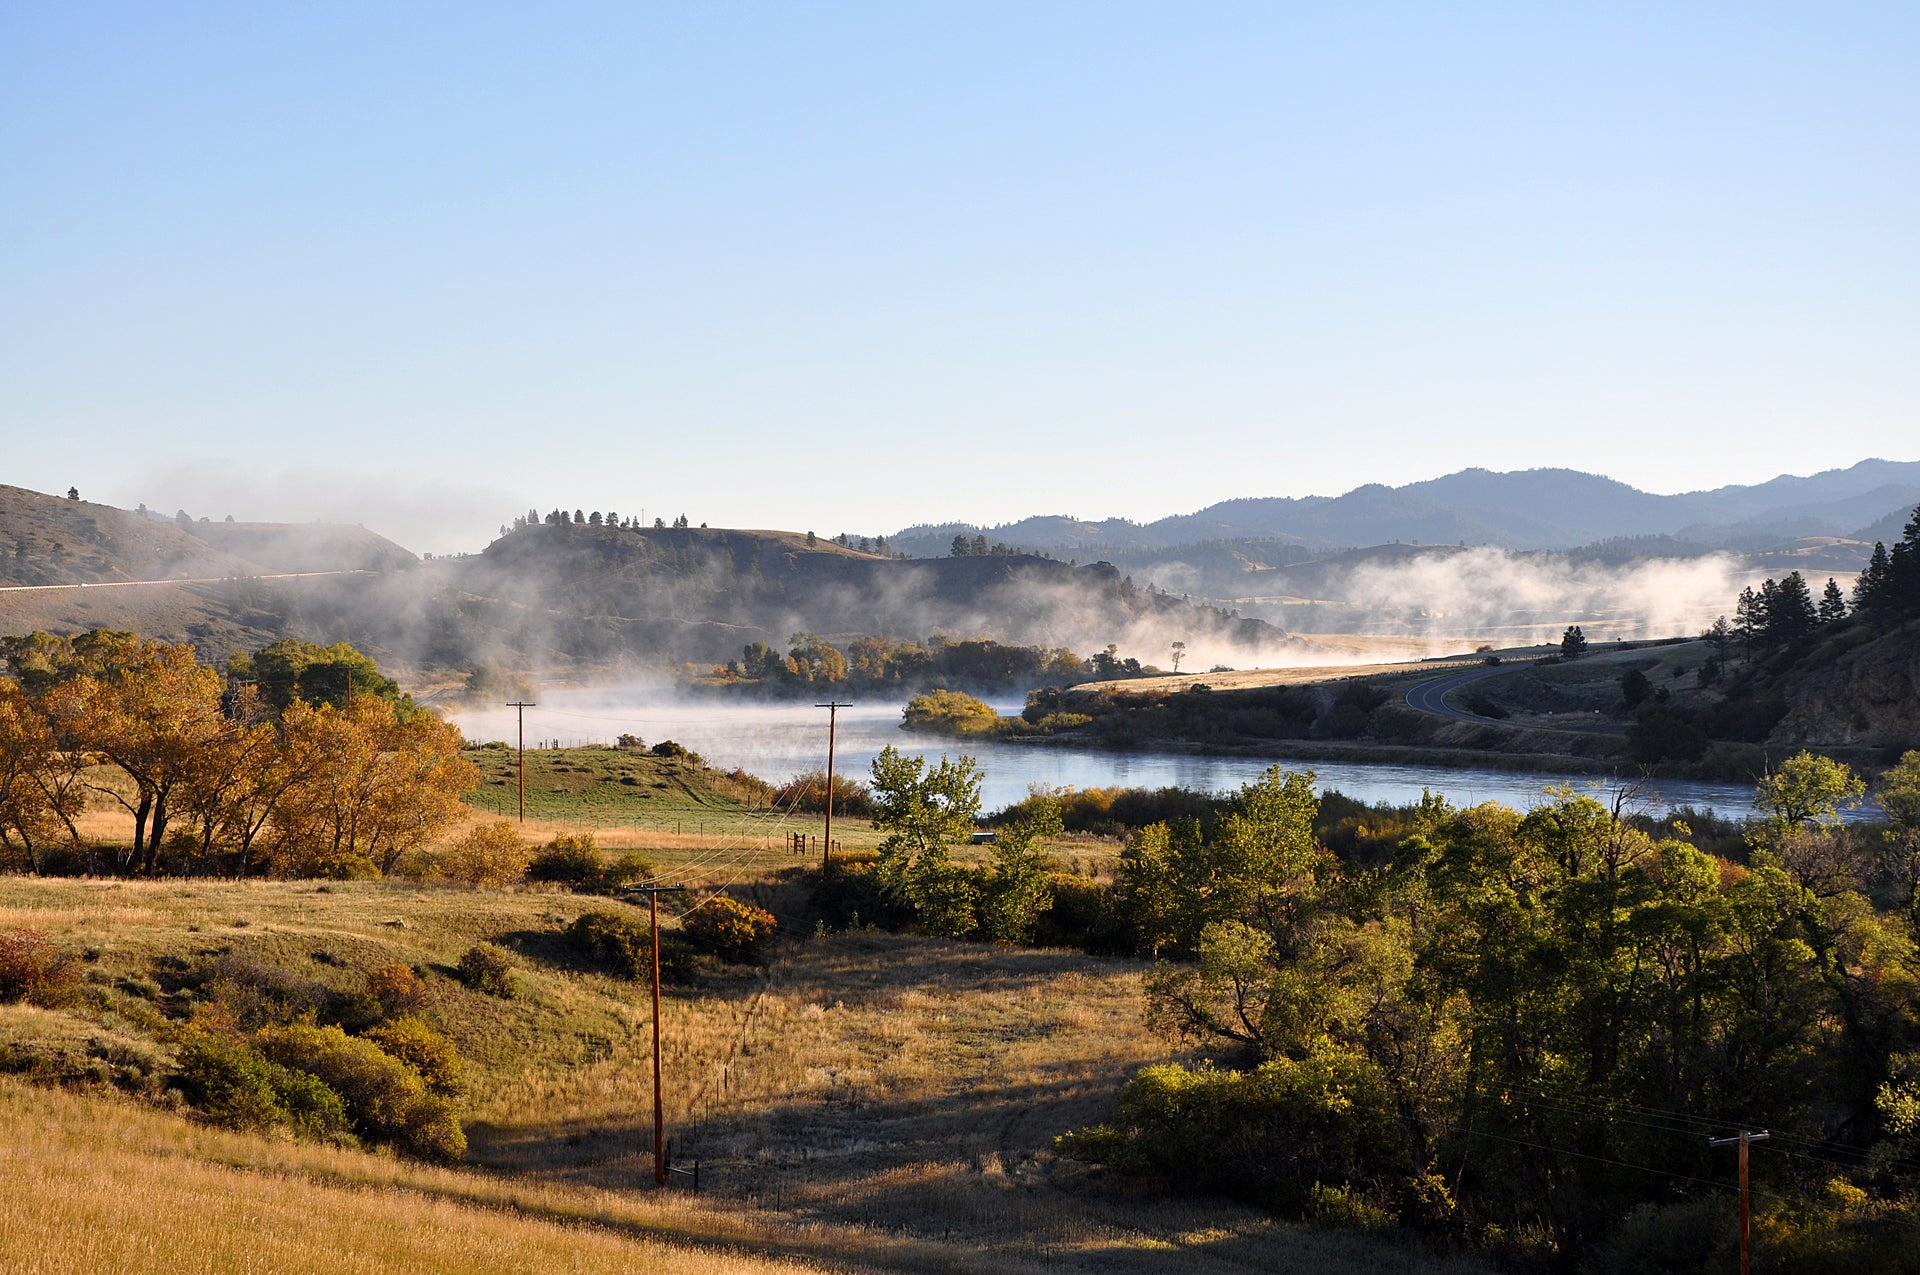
[1402,663,1516,722]
[1404,662,1626,735]
[0,569,372,595]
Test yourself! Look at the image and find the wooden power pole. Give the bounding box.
[621,882,688,1185]
[505,701,536,821]
[1709,1130,1769,1275]
[815,701,851,871]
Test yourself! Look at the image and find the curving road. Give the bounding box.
[1403,663,1515,722]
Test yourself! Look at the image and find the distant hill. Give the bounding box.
[0,485,418,586]
[408,522,1294,670]
[892,459,1920,556]
[0,485,263,586]
[180,519,417,574]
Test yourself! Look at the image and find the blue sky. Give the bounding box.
[3,3,1915,553]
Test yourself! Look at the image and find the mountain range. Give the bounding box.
[890,459,1920,556]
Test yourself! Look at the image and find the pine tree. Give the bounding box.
[1769,572,1818,643]
[1819,577,1847,624]
[1855,542,1892,616]
[1735,586,1765,657]
[1890,505,1920,617]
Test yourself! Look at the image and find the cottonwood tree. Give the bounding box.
[0,683,87,872]
[869,745,983,937]
[268,697,475,878]
[45,639,230,873]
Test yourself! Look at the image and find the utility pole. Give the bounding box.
[505,701,536,822]
[621,882,688,1185]
[1709,1130,1769,1275]
[815,701,851,872]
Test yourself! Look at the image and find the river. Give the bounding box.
[449,689,1798,821]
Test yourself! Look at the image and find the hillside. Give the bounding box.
[0,485,265,586]
[181,518,418,573]
[1756,617,1920,754]
[417,522,1295,670]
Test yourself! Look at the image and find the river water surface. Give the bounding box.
[451,689,1786,820]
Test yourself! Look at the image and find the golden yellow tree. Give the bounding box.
[0,682,87,872]
[268,697,475,877]
[45,640,227,873]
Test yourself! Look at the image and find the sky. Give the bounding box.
[3,3,1916,555]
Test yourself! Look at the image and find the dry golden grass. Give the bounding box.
[0,1078,834,1275]
[0,876,1487,1274]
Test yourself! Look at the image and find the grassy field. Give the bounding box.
[0,1078,832,1275]
[0,876,1486,1274]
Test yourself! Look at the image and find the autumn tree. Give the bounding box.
[267,697,476,878]
[44,638,230,873]
[0,682,88,872]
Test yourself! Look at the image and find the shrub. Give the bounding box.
[454,944,519,998]
[526,832,601,883]
[650,739,699,761]
[439,820,527,888]
[1065,1054,1407,1211]
[400,1093,468,1163]
[1033,875,1130,954]
[195,953,330,1029]
[567,910,691,982]
[566,910,650,978]
[0,928,76,1005]
[772,770,874,817]
[365,962,429,1017]
[809,861,913,932]
[601,850,656,889]
[173,1029,352,1140]
[362,1014,463,1096]
[255,1021,463,1161]
[525,833,651,892]
[172,1030,287,1130]
[679,896,777,961]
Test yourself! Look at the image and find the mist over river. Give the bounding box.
[447,689,1799,820]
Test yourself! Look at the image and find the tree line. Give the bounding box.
[0,631,473,877]
[704,633,1107,694]
[1711,503,1920,663]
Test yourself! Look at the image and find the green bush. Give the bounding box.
[1032,875,1130,954]
[526,832,602,883]
[362,1014,464,1096]
[1065,1054,1407,1211]
[566,910,690,981]
[173,1029,352,1141]
[454,944,519,998]
[254,1021,463,1162]
[679,896,777,961]
[1581,1197,1736,1274]
[525,833,652,892]
[808,861,913,932]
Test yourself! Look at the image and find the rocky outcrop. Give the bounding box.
[1770,620,1920,751]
